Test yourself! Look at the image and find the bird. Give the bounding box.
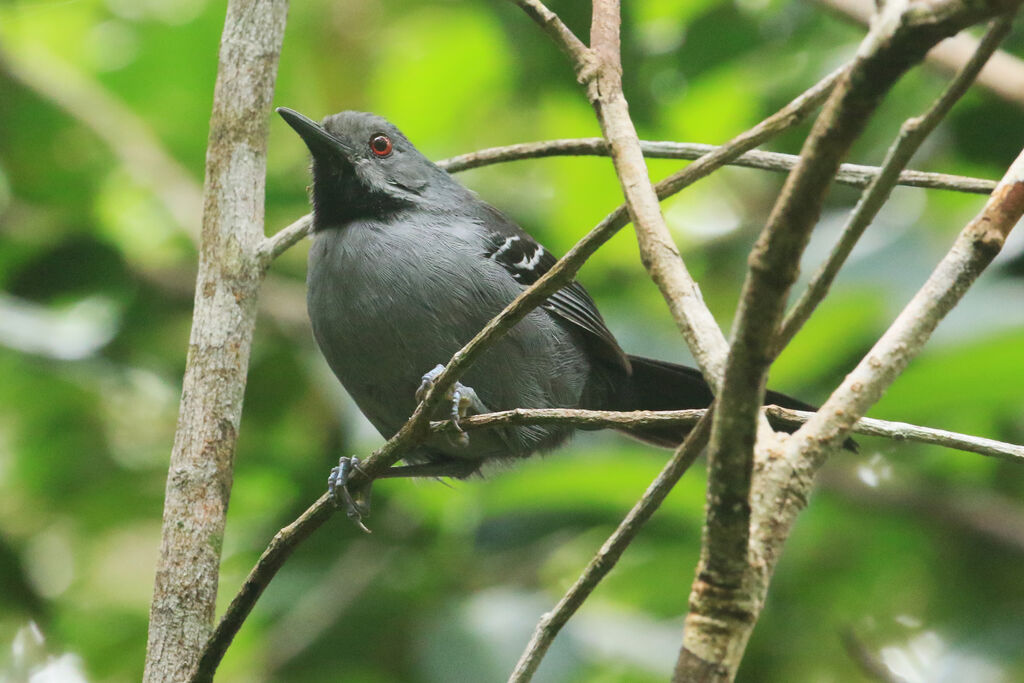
[277,107,824,516]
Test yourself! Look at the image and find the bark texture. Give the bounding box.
[143,1,289,681]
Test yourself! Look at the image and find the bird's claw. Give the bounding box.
[415,364,445,403]
[327,456,371,534]
[417,364,479,447]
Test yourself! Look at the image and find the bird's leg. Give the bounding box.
[328,455,481,532]
[327,456,371,534]
[415,364,488,446]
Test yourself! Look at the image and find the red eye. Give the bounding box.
[369,134,392,157]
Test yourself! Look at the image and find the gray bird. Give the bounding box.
[278,108,817,513]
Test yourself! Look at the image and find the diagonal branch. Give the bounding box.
[699,0,1020,599]
[789,146,1024,468]
[683,2,1022,679]
[775,15,1014,353]
[689,142,1024,683]
[507,412,714,683]
[815,0,1024,109]
[586,0,730,382]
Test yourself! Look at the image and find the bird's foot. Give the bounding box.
[327,456,371,534]
[416,364,486,447]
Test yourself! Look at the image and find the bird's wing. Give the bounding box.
[477,206,630,371]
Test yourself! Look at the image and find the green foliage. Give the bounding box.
[1,0,1022,681]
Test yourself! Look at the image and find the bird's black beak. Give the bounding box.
[277,107,352,162]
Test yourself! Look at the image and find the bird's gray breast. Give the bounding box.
[306,213,592,459]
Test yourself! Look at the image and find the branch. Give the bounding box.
[430,407,1024,462]
[199,398,1024,682]
[258,214,313,266]
[719,144,1024,681]
[199,61,841,676]
[815,0,1024,109]
[191,493,336,683]
[683,0,1023,677]
[790,145,1024,466]
[585,0,730,382]
[507,0,590,71]
[700,0,1018,597]
[763,407,1024,462]
[261,132,996,261]
[441,139,997,194]
[776,16,1013,352]
[143,1,288,681]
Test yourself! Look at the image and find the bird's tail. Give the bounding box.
[613,355,831,448]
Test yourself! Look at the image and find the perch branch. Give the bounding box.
[433,407,1024,462]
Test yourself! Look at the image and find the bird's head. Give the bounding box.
[277,108,446,228]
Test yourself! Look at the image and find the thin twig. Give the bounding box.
[764,407,1024,462]
[507,0,591,71]
[430,406,1024,462]
[260,133,995,261]
[776,16,1014,353]
[258,214,313,265]
[507,411,715,683]
[441,139,997,193]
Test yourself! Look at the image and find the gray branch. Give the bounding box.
[432,407,1024,462]
[261,140,995,260]
[776,16,1013,352]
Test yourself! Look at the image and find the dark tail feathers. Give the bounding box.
[614,355,853,450]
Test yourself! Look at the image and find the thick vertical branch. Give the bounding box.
[143,1,289,681]
[698,0,1018,600]
[682,1,1021,679]
[716,145,1024,681]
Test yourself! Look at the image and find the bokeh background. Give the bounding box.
[2,0,1023,681]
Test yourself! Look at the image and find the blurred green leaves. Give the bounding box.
[1,0,1023,681]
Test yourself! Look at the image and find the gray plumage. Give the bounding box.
[279,108,822,478]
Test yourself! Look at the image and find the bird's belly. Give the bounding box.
[307,228,590,459]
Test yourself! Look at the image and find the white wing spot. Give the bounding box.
[514,245,545,271]
[489,236,519,260]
